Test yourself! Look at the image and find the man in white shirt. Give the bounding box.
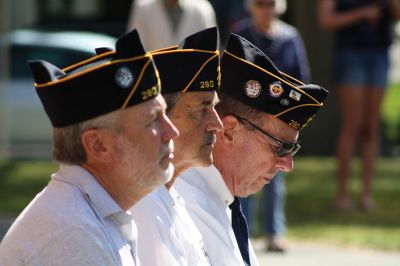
[175,33,329,266]
[130,27,223,266]
[0,30,179,265]
[127,0,217,51]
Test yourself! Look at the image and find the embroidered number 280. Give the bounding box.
[289,120,301,130]
[200,80,214,89]
[141,86,158,100]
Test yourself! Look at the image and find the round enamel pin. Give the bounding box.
[280,99,289,106]
[115,67,134,89]
[244,80,262,98]
[269,81,283,98]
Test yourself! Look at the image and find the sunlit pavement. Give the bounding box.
[253,237,400,266]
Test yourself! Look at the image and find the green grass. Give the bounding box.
[285,157,400,251]
[1,157,400,251]
[382,83,400,144]
[0,159,57,213]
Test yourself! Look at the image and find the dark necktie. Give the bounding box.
[229,197,251,266]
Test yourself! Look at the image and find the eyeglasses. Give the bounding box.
[233,115,301,157]
[254,0,276,8]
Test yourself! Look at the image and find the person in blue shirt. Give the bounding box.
[231,0,310,252]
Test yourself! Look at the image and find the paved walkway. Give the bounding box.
[253,238,400,266]
[1,216,400,266]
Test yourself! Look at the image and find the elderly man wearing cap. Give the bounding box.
[174,34,329,265]
[0,30,179,265]
[129,27,223,265]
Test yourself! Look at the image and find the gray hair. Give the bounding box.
[163,92,181,114]
[215,92,264,123]
[245,0,287,15]
[53,110,121,165]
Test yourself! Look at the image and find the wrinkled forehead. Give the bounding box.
[179,91,219,104]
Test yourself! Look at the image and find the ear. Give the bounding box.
[81,129,114,163]
[218,115,240,146]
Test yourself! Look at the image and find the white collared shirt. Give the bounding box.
[131,186,211,266]
[174,165,260,266]
[0,164,138,266]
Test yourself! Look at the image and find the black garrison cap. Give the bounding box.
[150,27,220,93]
[220,34,329,131]
[28,29,160,128]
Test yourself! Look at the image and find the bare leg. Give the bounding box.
[359,87,385,209]
[335,85,364,209]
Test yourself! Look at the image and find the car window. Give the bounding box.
[10,45,94,78]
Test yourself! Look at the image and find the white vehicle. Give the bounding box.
[2,29,116,157]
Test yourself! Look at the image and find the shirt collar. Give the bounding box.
[54,164,124,219]
[155,185,175,206]
[192,164,234,207]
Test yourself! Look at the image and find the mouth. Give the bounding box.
[160,150,174,169]
[162,149,174,161]
[160,141,174,167]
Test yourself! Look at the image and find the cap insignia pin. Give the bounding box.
[280,99,289,106]
[115,67,134,89]
[289,89,301,101]
[244,80,262,98]
[269,81,283,98]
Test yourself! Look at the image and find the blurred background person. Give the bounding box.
[127,0,217,51]
[318,0,400,211]
[208,0,247,45]
[231,0,310,252]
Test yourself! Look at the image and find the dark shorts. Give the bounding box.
[334,48,389,89]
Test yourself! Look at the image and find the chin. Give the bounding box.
[162,163,174,184]
[197,150,214,165]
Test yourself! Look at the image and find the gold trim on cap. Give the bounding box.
[224,50,321,104]
[182,52,219,93]
[121,57,153,109]
[149,45,178,53]
[63,50,116,72]
[150,48,220,93]
[35,53,153,88]
[275,103,324,117]
[280,71,305,86]
[151,48,218,56]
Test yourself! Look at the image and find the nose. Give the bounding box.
[275,153,294,172]
[206,108,223,132]
[162,114,179,142]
